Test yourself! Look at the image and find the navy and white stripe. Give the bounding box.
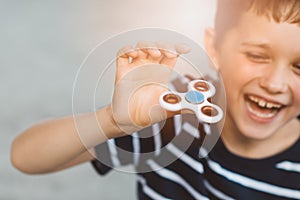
[276,161,300,173]
[92,116,300,199]
[91,77,300,199]
[206,157,300,199]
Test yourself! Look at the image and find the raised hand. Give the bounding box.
[111,41,190,134]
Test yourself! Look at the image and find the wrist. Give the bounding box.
[96,105,123,139]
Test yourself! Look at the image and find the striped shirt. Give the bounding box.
[92,115,300,200]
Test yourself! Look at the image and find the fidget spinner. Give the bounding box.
[159,80,223,123]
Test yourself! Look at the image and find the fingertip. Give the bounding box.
[175,43,191,54]
[148,48,162,58]
[127,50,138,58]
[164,50,178,59]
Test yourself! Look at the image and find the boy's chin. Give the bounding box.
[237,121,278,141]
[243,131,274,141]
[234,108,286,141]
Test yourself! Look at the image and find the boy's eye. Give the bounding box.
[292,63,300,75]
[245,52,269,63]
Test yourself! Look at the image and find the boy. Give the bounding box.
[11,0,300,199]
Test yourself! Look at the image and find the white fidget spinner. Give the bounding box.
[159,80,223,123]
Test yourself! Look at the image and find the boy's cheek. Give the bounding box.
[294,100,300,114]
[294,95,300,113]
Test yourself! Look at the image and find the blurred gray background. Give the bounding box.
[1,1,215,199]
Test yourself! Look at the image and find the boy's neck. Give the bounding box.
[221,119,300,159]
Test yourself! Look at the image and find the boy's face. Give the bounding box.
[209,10,300,140]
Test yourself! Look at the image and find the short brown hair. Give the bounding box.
[214,0,300,44]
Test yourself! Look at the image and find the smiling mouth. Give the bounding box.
[245,95,284,119]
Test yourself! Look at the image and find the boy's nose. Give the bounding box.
[259,66,288,94]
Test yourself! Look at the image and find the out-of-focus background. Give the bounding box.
[1,1,216,199]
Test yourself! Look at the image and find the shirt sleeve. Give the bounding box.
[91,116,179,175]
[91,134,136,175]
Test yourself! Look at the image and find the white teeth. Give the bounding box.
[258,100,266,107]
[247,102,277,118]
[266,103,273,108]
[248,95,282,109]
[266,102,281,109]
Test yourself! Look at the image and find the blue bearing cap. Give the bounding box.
[185,91,205,104]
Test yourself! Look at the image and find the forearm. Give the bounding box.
[11,106,122,174]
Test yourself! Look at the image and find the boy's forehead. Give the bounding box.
[234,12,300,42]
[215,0,300,33]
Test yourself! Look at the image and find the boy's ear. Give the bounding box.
[204,28,220,70]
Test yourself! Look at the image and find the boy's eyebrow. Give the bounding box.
[241,41,272,49]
